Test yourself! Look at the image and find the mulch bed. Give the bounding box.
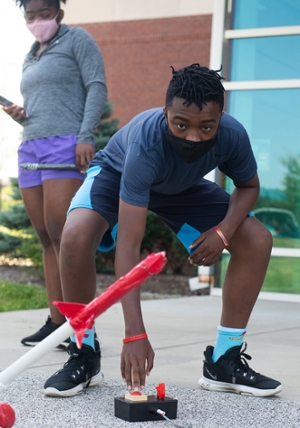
[0,265,209,299]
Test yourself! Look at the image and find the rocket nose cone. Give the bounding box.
[143,252,167,275]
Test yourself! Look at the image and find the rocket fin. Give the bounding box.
[53,301,86,318]
[73,316,95,348]
[75,328,85,349]
[53,302,95,348]
[70,317,94,349]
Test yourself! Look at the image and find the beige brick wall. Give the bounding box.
[80,15,212,126]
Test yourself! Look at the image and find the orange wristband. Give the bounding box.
[213,226,229,247]
[123,333,148,343]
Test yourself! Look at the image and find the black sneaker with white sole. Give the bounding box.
[44,338,103,397]
[21,315,70,349]
[198,343,282,397]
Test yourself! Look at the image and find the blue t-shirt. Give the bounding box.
[91,108,257,207]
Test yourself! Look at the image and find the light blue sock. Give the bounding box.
[212,325,246,362]
[70,326,95,350]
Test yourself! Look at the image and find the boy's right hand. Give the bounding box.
[121,339,155,391]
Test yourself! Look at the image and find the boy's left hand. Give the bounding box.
[188,228,226,266]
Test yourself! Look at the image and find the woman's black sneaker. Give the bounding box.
[44,338,103,397]
[21,315,70,349]
[198,343,282,397]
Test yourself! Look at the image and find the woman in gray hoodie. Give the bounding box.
[4,0,107,346]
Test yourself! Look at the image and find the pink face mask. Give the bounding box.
[26,11,60,43]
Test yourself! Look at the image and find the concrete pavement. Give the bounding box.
[0,292,299,426]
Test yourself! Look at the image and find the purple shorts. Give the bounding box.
[18,135,86,188]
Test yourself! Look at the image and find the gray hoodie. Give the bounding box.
[20,24,107,144]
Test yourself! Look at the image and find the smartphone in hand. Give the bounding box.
[0,95,28,118]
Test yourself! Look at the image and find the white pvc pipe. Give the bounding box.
[0,322,74,392]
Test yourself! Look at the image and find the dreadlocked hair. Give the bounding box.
[165,63,225,111]
[14,0,67,10]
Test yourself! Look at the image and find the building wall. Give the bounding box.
[80,15,212,126]
[63,0,213,24]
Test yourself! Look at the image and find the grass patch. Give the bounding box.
[0,280,48,312]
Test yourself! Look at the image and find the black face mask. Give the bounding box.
[165,129,218,163]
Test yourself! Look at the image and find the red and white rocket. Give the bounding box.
[0,252,167,392]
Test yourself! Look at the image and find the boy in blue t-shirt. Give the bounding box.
[44,64,282,398]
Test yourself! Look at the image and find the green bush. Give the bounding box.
[19,231,44,270]
[94,100,119,151]
[94,211,191,274]
[0,200,192,275]
[141,212,189,273]
[0,203,31,230]
[0,231,22,253]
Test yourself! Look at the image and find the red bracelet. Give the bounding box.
[123,333,148,344]
[213,226,229,247]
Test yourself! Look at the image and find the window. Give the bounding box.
[211,0,300,293]
[231,0,300,29]
[227,88,300,249]
[228,35,300,81]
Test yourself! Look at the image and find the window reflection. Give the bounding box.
[220,253,300,293]
[226,89,300,247]
[231,0,300,29]
[228,36,300,81]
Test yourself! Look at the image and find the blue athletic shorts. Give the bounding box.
[69,165,236,253]
[18,134,85,188]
